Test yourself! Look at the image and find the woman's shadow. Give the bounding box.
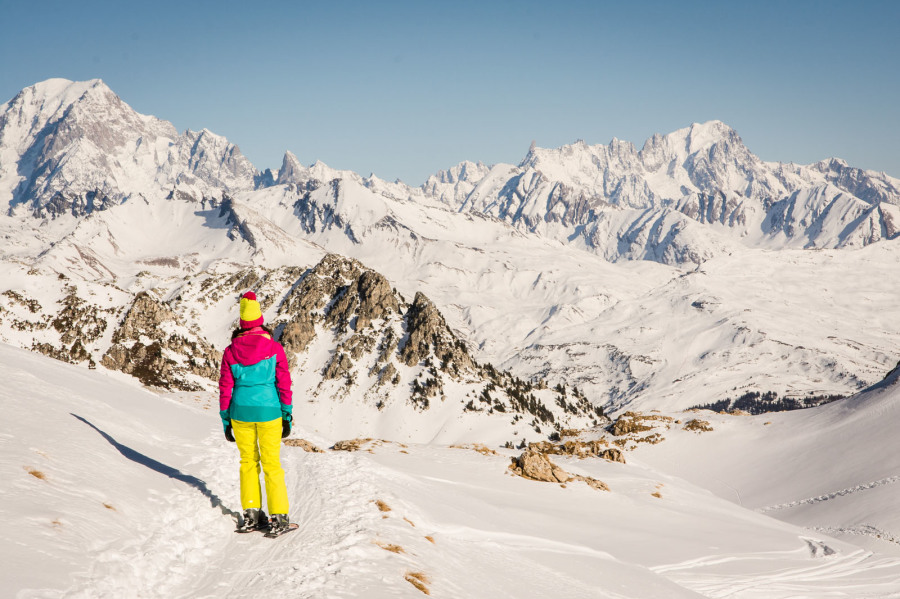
[71,413,239,521]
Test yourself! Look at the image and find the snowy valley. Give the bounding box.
[2,78,900,597]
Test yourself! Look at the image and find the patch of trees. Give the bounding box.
[690,390,844,415]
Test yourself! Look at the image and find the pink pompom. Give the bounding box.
[242,291,257,301]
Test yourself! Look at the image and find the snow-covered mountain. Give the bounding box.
[422,121,900,264]
[0,78,261,218]
[1,77,898,418]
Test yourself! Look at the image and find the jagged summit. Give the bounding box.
[668,120,737,152]
[276,150,304,184]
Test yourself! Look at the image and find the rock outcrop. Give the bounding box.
[528,439,625,463]
[101,292,221,390]
[509,449,609,491]
[400,292,473,375]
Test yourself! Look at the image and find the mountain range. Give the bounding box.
[1,78,898,427]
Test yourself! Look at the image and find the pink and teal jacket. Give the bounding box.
[219,327,292,429]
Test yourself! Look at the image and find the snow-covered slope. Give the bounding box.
[217,175,900,413]
[633,362,900,558]
[6,343,900,598]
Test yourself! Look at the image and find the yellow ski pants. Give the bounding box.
[232,418,289,514]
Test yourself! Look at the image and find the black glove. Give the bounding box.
[282,415,292,439]
[225,425,235,443]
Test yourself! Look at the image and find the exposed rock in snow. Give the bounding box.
[509,448,610,491]
[101,291,221,390]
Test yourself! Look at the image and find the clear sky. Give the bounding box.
[2,0,898,184]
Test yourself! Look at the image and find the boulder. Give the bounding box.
[510,449,610,491]
[510,449,571,483]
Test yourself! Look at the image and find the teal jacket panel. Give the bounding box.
[229,355,282,423]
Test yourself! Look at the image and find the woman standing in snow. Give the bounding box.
[219,291,294,534]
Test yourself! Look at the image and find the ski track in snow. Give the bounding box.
[813,526,900,548]
[56,433,389,599]
[654,548,900,598]
[759,476,900,513]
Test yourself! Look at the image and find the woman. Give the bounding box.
[219,291,293,534]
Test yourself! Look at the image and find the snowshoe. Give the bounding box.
[264,513,298,538]
[236,508,268,533]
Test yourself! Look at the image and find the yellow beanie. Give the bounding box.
[239,291,264,328]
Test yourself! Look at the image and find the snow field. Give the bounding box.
[632,368,900,561]
[6,343,900,597]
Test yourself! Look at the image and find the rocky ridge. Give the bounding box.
[422,122,900,264]
[172,253,605,436]
[0,252,605,439]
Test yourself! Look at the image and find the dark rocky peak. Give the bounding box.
[308,256,400,336]
[278,253,364,321]
[197,254,477,395]
[400,291,474,374]
[272,255,404,369]
[276,150,305,185]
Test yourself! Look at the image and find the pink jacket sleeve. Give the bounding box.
[219,346,236,412]
[274,342,293,409]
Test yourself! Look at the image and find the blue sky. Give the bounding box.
[2,0,898,183]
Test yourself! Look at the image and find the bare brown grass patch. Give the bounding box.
[559,428,584,438]
[283,438,325,452]
[611,411,674,437]
[405,571,431,595]
[374,500,391,512]
[332,438,407,452]
[28,468,46,480]
[683,419,713,433]
[373,540,405,554]
[332,438,374,452]
[450,443,498,456]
